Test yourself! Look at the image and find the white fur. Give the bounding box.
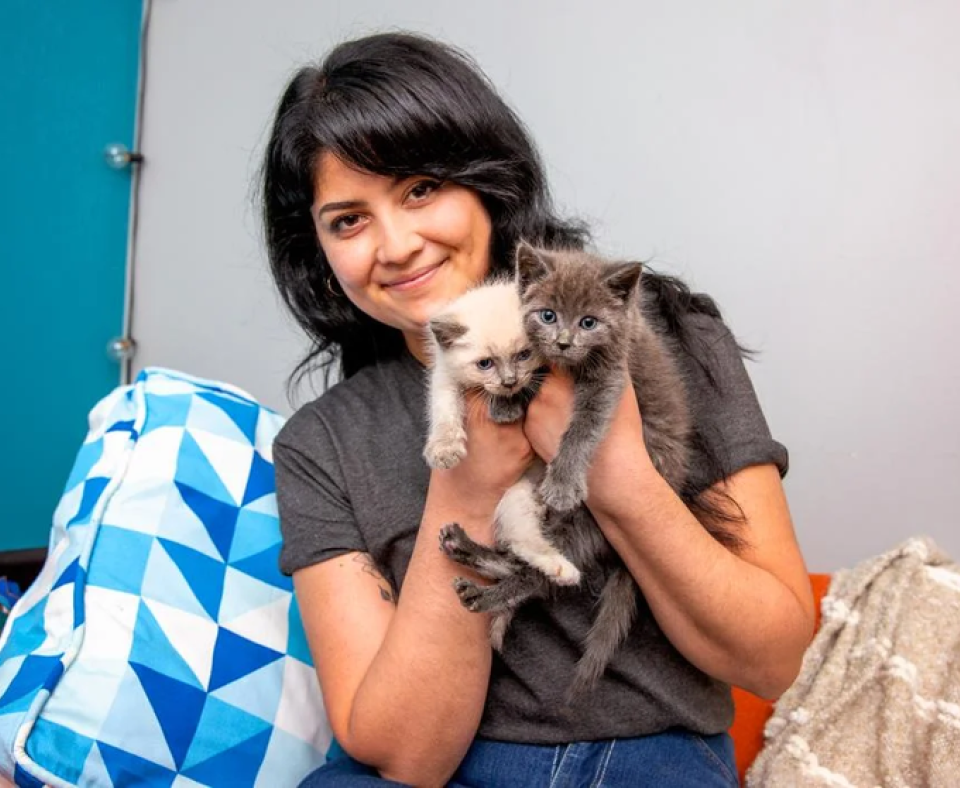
[423,280,529,469]
[495,462,580,585]
[423,280,580,586]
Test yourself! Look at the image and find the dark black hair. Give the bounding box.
[262,32,587,387]
[261,31,747,545]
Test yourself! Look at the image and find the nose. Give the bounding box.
[376,211,425,266]
[556,329,572,350]
[502,376,518,388]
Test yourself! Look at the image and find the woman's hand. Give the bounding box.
[431,392,535,524]
[522,370,575,463]
[524,369,656,509]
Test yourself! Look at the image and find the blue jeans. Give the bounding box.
[300,730,739,787]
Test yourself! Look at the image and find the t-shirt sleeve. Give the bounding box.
[274,411,367,576]
[681,312,789,493]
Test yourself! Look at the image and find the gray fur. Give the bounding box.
[443,243,694,700]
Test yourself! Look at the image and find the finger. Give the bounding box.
[463,391,491,427]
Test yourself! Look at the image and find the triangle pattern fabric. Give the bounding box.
[131,663,208,770]
[182,695,272,772]
[0,369,330,788]
[0,597,47,662]
[286,601,313,666]
[174,482,239,562]
[97,667,176,770]
[67,477,109,528]
[231,543,289,592]
[158,489,223,561]
[219,567,287,625]
[23,718,94,786]
[140,393,193,436]
[98,740,178,788]
[209,658,285,724]
[228,508,282,564]
[222,596,290,654]
[157,538,227,621]
[186,429,253,507]
[141,599,219,691]
[175,433,236,507]
[186,396,252,447]
[198,391,259,444]
[140,539,211,622]
[129,603,205,690]
[209,628,284,694]
[183,727,272,788]
[0,655,61,710]
[241,451,275,507]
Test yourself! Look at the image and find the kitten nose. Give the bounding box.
[502,376,518,388]
[556,330,572,350]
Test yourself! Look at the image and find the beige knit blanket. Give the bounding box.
[747,537,960,788]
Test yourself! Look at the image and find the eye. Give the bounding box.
[407,179,441,202]
[580,316,599,330]
[476,358,494,371]
[516,349,532,362]
[539,310,557,325]
[330,213,364,234]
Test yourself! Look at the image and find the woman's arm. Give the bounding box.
[293,400,534,786]
[525,373,816,700]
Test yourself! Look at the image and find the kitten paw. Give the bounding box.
[533,555,581,586]
[453,577,485,612]
[424,428,468,469]
[439,523,471,561]
[539,472,588,513]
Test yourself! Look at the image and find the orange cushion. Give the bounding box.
[729,573,831,783]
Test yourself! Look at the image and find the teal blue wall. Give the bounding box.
[0,2,142,551]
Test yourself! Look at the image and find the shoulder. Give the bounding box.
[275,354,425,457]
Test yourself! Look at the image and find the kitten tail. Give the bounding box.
[566,568,638,703]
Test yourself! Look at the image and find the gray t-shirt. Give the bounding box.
[274,312,788,744]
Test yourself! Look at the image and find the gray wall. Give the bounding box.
[132,0,960,572]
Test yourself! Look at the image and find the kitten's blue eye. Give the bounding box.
[476,358,494,370]
[539,310,557,324]
[580,316,599,330]
[516,349,532,361]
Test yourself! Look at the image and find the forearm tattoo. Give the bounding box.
[353,553,395,603]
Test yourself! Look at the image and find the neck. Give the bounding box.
[403,329,431,367]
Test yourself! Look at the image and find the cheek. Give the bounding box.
[433,191,491,253]
[317,231,376,292]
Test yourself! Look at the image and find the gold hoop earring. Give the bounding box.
[325,272,342,296]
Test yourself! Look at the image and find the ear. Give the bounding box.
[514,241,553,294]
[602,262,643,304]
[429,315,468,350]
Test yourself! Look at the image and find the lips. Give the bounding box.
[383,261,445,291]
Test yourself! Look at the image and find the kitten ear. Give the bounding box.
[515,241,553,294]
[602,262,643,304]
[429,315,468,350]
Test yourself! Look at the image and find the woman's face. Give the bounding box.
[312,153,493,359]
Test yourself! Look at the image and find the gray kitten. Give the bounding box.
[440,243,692,699]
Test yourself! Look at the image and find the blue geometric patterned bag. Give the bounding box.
[0,368,331,787]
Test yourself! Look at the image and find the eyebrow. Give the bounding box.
[316,200,366,218]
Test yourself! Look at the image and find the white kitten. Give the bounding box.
[423,280,580,586]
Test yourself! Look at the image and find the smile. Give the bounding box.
[383,261,446,292]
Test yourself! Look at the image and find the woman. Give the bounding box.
[263,31,814,787]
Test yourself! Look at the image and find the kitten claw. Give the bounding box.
[439,523,469,560]
[453,577,485,612]
[539,473,588,513]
